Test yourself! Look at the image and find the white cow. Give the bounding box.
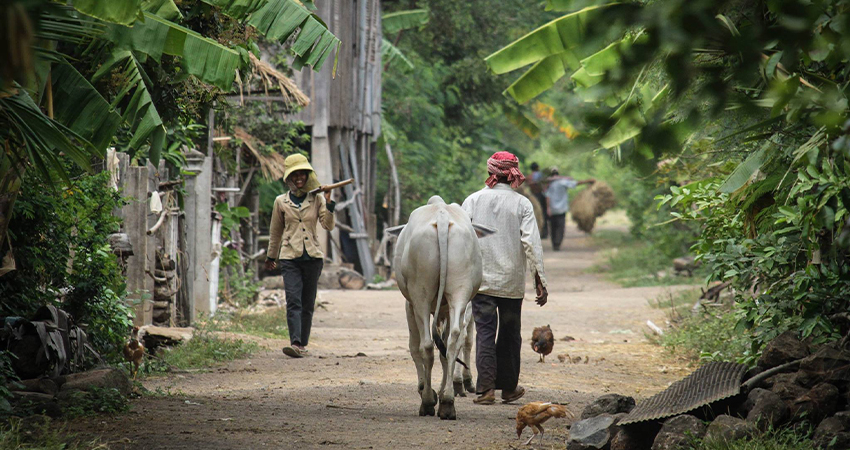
[390,196,491,420]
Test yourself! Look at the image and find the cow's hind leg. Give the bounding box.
[406,303,434,416]
[412,302,437,416]
[438,299,468,420]
[453,304,474,396]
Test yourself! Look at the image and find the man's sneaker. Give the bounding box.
[501,385,526,403]
[282,346,303,358]
[473,389,496,405]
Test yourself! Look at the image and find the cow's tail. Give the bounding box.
[431,210,469,370]
[431,209,450,361]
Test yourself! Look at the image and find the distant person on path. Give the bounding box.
[462,151,549,406]
[545,166,594,251]
[265,154,336,358]
[528,162,549,238]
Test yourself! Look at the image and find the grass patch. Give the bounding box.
[687,427,814,450]
[59,387,128,419]
[0,418,103,450]
[204,307,289,339]
[650,289,753,364]
[591,229,705,287]
[155,331,260,371]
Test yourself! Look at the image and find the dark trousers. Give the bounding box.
[279,258,323,346]
[471,293,523,394]
[534,192,549,238]
[550,213,566,250]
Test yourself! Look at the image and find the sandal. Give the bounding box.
[501,385,526,404]
[282,346,303,358]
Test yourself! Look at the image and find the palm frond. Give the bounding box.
[382,9,428,34]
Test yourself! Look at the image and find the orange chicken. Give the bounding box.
[531,325,554,363]
[122,326,145,378]
[515,401,573,445]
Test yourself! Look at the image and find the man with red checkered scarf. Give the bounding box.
[461,151,549,405]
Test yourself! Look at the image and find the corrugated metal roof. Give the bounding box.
[619,361,748,425]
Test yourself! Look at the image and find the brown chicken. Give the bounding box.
[122,326,145,379]
[531,325,554,363]
[516,401,574,445]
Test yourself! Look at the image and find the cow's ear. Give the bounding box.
[385,225,405,237]
[472,224,497,238]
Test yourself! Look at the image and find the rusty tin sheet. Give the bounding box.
[619,361,748,425]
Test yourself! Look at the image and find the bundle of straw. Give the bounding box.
[570,182,616,233]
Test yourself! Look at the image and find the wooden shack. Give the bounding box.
[290,0,383,281]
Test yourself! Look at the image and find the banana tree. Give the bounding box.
[0,0,340,256]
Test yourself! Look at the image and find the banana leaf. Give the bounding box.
[382,38,414,69]
[382,9,429,34]
[1,88,97,187]
[504,104,540,139]
[51,60,122,152]
[504,52,579,104]
[201,0,340,71]
[104,12,241,90]
[719,146,768,194]
[93,50,166,165]
[142,0,183,20]
[485,4,616,75]
[71,0,143,25]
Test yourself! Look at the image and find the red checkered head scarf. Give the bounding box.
[485,151,526,189]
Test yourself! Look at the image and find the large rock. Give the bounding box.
[705,415,753,443]
[758,331,808,369]
[581,394,636,419]
[651,415,706,450]
[790,382,839,424]
[814,416,850,449]
[800,344,850,388]
[568,414,618,449]
[139,325,194,353]
[772,381,808,402]
[745,388,789,430]
[610,425,659,450]
[61,368,132,396]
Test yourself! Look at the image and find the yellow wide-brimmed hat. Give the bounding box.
[283,154,314,181]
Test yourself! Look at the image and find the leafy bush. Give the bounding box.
[0,170,131,357]
[0,418,102,450]
[687,427,814,450]
[655,310,754,365]
[59,387,129,419]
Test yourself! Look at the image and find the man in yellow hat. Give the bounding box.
[265,154,335,358]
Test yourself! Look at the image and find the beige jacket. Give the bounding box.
[267,192,335,260]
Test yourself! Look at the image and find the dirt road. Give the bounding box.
[68,227,693,449]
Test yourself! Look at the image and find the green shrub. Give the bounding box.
[0,170,131,358]
[686,427,814,450]
[60,387,129,419]
[593,230,706,287]
[655,310,754,365]
[0,418,102,450]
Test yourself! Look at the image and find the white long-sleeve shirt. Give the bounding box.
[462,184,547,299]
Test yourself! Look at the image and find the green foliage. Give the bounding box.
[218,268,262,306]
[59,387,129,418]
[656,309,753,365]
[0,170,132,357]
[0,418,103,450]
[0,353,17,415]
[156,331,259,370]
[592,230,704,287]
[686,427,814,450]
[204,307,289,339]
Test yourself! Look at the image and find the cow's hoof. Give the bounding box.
[463,378,475,394]
[453,381,466,397]
[438,401,457,420]
[419,402,436,417]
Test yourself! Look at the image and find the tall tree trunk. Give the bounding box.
[0,153,24,276]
